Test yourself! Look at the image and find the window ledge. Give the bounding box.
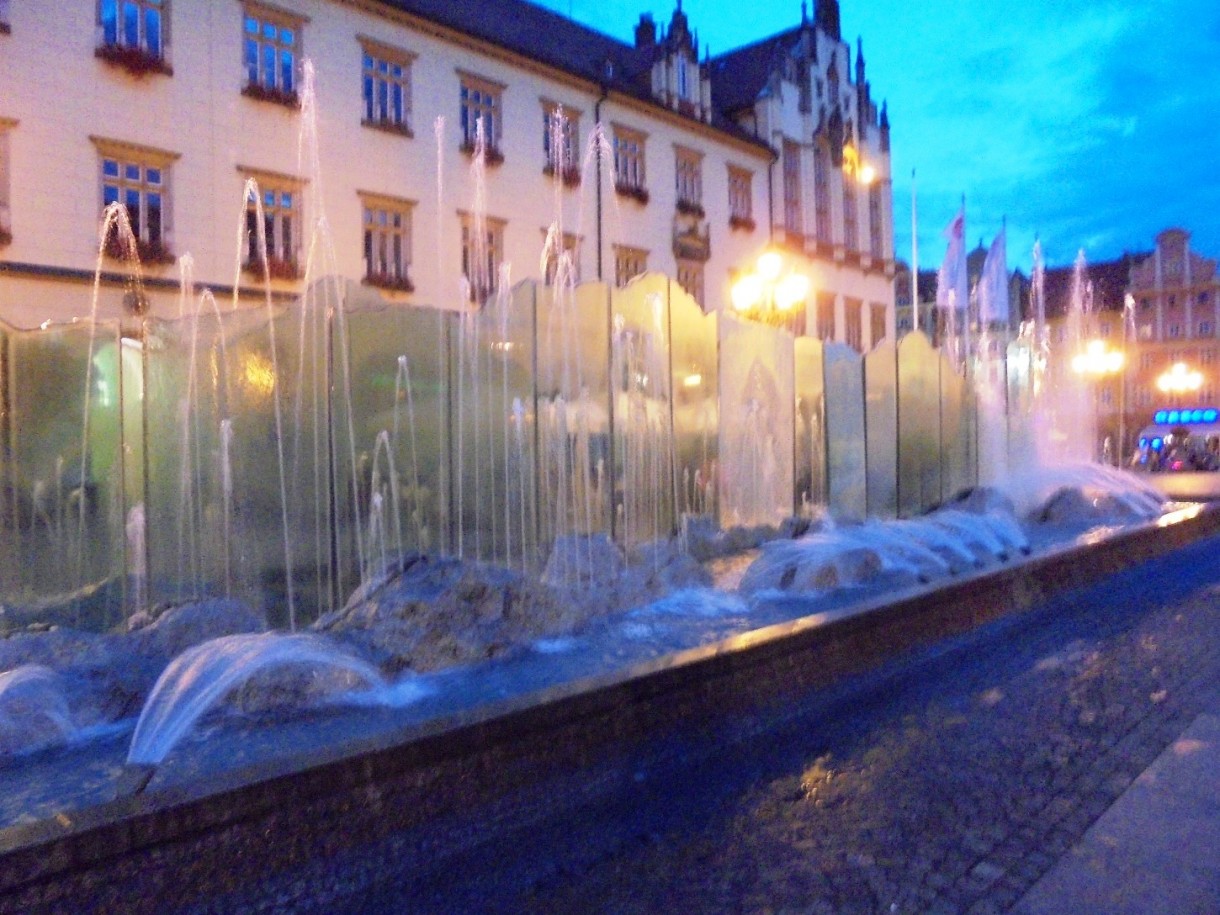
[241,83,301,110]
[362,119,414,139]
[95,44,172,77]
[543,164,582,188]
[459,141,504,166]
[615,183,649,205]
[243,257,301,281]
[676,199,705,218]
[363,273,415,294]
[105,235,176,265]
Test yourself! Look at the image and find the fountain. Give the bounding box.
[0,60,1181,847]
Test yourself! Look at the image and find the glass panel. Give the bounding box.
[864,339,898,518]
[611,273,674,549]
[245,38,258,83]
[145,6,162,56]
[896,331,941,516]
[2,322,126,629]
[103,159,120,178]
[124,163,140,181]
[280,49,294,93]
[794,336,825,514]
[122,0,139,47]
[940,362,976,500]
[143,314,228,609]
[671,281,719,520]
[101,0,118,45]
[824,342,867,520]
[334,284,455,593]
[718,314,794,527]
[261,43,275,87]
[446,282,539,569]
[534,281,612,563]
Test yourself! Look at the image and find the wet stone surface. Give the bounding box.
[256,533,1220,915]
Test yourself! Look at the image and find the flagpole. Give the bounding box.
[911,169,919,333]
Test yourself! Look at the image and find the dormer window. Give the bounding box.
[677,57,689,99]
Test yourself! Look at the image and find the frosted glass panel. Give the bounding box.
[611,273,674,548]
[824,342,866,521]
[794,336,826,514]
[671,284,718,519]
[864,339,898,518]
[718,314,794,527]
[2,321,126,628]
[897,331,941,516]
[535,281,611,552]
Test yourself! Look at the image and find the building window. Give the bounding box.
[613,245,647,287]
[1098,323,1112,338]
[0,0,9,34]
[1199,320,1214,336]
[675,259,704,307]
[242,4,303,107]
[459,73,504,160]
[843,179,858,252]
[813,144,831,243]
[844,298,863,351]
[613,126,648,202]
[542,102,580,185]
[0,122,11,246]
[93,137,178,264]
[360,39,413,136]
[815,293,835,341]
[97,0,169,75]
[1167,295,1177,307]
[870,302,887,346]
[1199,291,1211,306]
[674,147,703,216]
[727,165,753,230]
[542,230,580,286]
[1139,353,1155,370]
[359,193,413,292]
[1201,349,1216,366]
[782,140,802,238]
[868,184,883,259]
[1100,387,1113,407]
[1168,323,1182,338]
[241,168,302,279]
[460,214,504,303]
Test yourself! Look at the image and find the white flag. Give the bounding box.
[936,208,967,313]
[979,227,1009,324]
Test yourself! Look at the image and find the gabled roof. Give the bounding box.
[382,0,772,152]
[707,28,803,115]
[1042,252,1147,316]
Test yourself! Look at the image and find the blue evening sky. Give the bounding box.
[539,0,1220,272]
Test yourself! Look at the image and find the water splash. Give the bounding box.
[127,632,386,766]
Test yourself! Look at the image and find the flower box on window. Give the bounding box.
[104,232,175,265]
[676,198,705,219]
[543,164,582,188]
[363,272,415,294]
[241,82,301,110]
[615,183,650,205]
[243,256,301,281]
[459,140,504,166]
[95,43,173,77]
[729,214,757,232]
[362,118,413,139]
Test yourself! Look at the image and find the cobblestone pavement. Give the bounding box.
[332,535,1220,915]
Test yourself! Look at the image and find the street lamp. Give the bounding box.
[1071,339,1126,464]
[730,250,811,327]
[1156,362,1203,402]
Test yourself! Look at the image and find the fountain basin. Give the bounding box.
[0,504,1217,914]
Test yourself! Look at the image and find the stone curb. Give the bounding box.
[1,505,1218,912]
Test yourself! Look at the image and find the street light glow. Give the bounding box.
[1156,361,1203,394]
[1070,339,1125,376]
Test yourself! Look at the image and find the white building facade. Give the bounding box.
[0,0,894,346]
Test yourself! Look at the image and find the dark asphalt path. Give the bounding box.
[240,533,1220,915]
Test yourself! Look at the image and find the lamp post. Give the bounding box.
[1071,339,1126,464]
[730,250,812,329]
[1156,361,1203,405]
